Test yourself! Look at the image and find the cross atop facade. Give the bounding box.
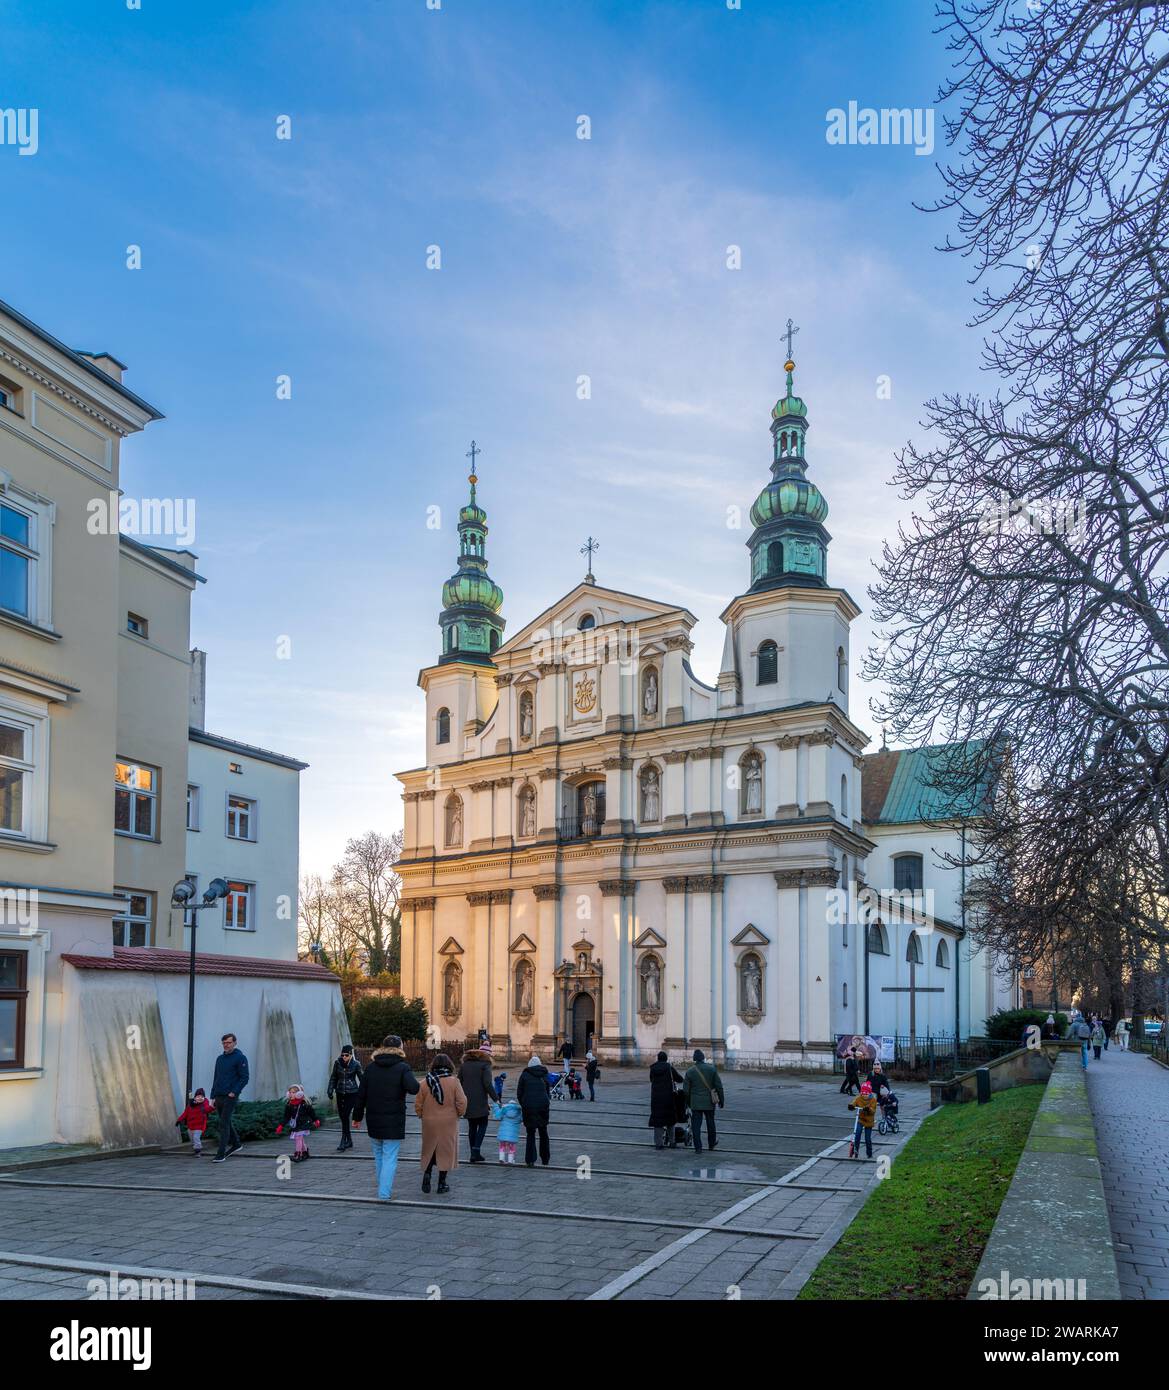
[581,535,599,583]
[783,317,800,363]
[466,439,481,477]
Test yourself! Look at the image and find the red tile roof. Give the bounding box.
[61,946,339,982]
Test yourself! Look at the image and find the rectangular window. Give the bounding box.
[126,612,148,639]
[113,890,152,948]
[186,784,201,831]
[893,855,924,893]
[0,716,33,837]
[224,881,254,931]
[0,499,35,620]
[228,762,242,775]
[114,760,158,839]
[843,982,848,1009]
[226,795,255,841]
[0,950,28,1068]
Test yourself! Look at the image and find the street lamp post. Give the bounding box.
[172,877,230,1101]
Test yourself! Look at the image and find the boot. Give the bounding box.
[336,1141,347,1152]
[437,1177,451,1194]
[422,1172,432,1193]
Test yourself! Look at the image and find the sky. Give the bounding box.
[2,0,991,874]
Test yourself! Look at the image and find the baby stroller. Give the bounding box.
[548,1070,569,1101]
[670,1080,693,1148]
[876,1090,900,1135]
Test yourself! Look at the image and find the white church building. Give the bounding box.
[396,356,1010,1067]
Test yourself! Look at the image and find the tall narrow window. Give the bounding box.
[936,938,950,969]
[0,500,35,620]
[114,761,158,839]
[837,645,847,692]
[113,890,153,948]
[906,931,923,965]
[0,950,29,1068]
[767,541,784,576]
[0,716,33,838]
[757,640,778,685]
[840,774,849,819]
[225,881,254,931]
[436,707,451,745]
[186,784,201,831]
[226,795,256,841]
[893,854,924,893]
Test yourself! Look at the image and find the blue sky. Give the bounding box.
[3,0,987,873]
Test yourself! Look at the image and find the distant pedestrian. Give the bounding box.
[491,1096,522,1164]
[327,1044,363,1151]
[649,1052,683,1149]
[839,1048,861,1096]
[683,1049,724,1154]
[1074,1017,1092,1068]
[848,1081,876,1158]
[175,1089,213,1155]
[276,1084,320,1162]
[1114,1018,1129,1051]
[1102,1018,1111,1051]
[1042,1013,1056,1040]
[517,1054,552,1167]
[458,1041,496,1164]
[559,1037,575,1070]
[585,1051,600,1102]
[868,1061,892,1100]
[210,1033,249,1163]
[416,1053,467,1195]
[352,1033,421,1202]
[493,1072,507,1101]
[1091,1020,1105,1061]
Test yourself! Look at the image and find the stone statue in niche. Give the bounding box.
[641,766,660,822]
[519,691,534,740]
[446,797,463,846]
[744,757,763,814]
[519,788,536,837]
[640,955,661,1012]
[740,954,762,1013]
[443,962,461,1016]
[515,959,534,1015]
[643,669,658,716]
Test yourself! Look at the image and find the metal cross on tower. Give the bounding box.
[581,535,599,583]
[783,317,800,362]
[465,439,481,477]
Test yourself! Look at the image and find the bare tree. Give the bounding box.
[331,831,403,977]
[297,872,361,971]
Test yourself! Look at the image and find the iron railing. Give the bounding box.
[832,1034,1020,1081]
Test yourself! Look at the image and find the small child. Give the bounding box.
[491,1096,522,1164]
[275,1084,320,1162]
[848,1080,877,1158]
[493,1072,507,1102]
[175,1088,214,1155]
[566,1068,584,1100]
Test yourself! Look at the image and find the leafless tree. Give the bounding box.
[331,831,403,977]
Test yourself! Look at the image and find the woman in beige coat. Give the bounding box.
[415,1053,467,1194]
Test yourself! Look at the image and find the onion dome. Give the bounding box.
[771,359,808,420]
[750,474,829,527]
[437,444,506,663]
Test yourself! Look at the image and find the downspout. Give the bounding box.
[956,821,965,1041]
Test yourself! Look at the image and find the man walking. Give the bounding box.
[1114,1016,1129,1051]
[1074,1015,1092,1069]
[458,1040,496,1163]
[327,1043,363,1151]
[352,1033,420,1201]
[559,1036,574,1071]
[683,1049,724,1154]
[210,1032,249,1162]
[517,1054,552,1167]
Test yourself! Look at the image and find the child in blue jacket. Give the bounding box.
[491,1096,522,1164]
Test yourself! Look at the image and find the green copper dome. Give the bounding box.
[750,476,828,527]
[771,359,807,420]
[442,570,504,612]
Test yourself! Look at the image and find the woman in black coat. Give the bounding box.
[649,1052,683,1149]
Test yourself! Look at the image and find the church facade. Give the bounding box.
[396,359,1009,1066]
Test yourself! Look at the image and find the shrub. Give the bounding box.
[350,994,429,1046]
[984,1007,1068,1041]
[196,1096,332,1144]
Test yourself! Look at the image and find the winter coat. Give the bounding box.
[1074,1021,1091,1041]
[1091,1024,1105,1045]
[176,1099,213,1133]
[457,1050,496,1120]
[516,1064,551,1119]
[492,1099,522,1144]
[415,1073,467,1171]
[586,1056,599,1083]
[211,1049,249,1099]
[280,1099,318,1134]
[1113,1019,1127,1037]
[849,1094,877,1129]
[649,1061,683,1128]
[328,1055,363,1099]
[352,1047,421,1141]
[843,1054,860,1080]
[683,1061,724,1112]
[867,1067,892,1098]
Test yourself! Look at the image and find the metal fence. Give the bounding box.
[832,1034,1020,1081]
[1128,1035,1169,1065]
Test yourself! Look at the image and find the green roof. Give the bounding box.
[862,741,996,825]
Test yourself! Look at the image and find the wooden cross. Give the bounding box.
[881,957,944,1068]
[783,317,800,361]
[581,535,599,582]
[466,440,481,476]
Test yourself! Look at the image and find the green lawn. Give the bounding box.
[798,1083,1044,1300]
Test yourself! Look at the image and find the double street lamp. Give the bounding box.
[172,876,230,1101]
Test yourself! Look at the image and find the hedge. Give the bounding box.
[984,1007,1068,1040]
[182,1096,333,1145]
[349,994,429,1046]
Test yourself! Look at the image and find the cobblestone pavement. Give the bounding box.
[1085,1048,1169,1300]
[0,1067,928,1301]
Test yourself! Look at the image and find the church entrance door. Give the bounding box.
[571,992,595,1058]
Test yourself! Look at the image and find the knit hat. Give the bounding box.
[657,1051,668,1062]
[528,1055,542,1068]
[860,1081,872,1094]
[693,1049,705,1063]
[479,1040,493,1054]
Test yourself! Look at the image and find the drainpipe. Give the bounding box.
[956,822,966,1041]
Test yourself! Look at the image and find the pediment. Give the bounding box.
[634,927,667,949]
[509,933,537,955]
[496,582,695,658]
[437,936,464,956]
[731,924,771,947]
[571,938,595,953]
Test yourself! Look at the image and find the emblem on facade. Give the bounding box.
[573,671,597,714]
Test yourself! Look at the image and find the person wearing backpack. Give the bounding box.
[1074,1016,1092,1069]
[327,1044,364,1151]
[683,1049,725,1154]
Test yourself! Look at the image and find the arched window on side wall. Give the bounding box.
[840,774,849,819]
[436,707,451,745]
[906,931,923,966]
[757,640,778,686]
[893,853,924,893]
[837,645,847,692]
[867,921,889,956]
[935,938,950,969]
[767,541,784,576]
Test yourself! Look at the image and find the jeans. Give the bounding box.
[467,1114,489,1156]
[369,1137,402,1200]
[524,1116,550,1165]
[1119,1034,1129,1050]
[1093,1045,1102,1060]
[337,1094,356,1143]
[852,1120,873,1157]
[1081,1041,1090,1068]
[691,1109,717,1152]
[587,1078,596,1101]
[213,1095,240,1157]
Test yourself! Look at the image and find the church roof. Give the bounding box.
[495,580,695,656]
[862,741,996,825]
